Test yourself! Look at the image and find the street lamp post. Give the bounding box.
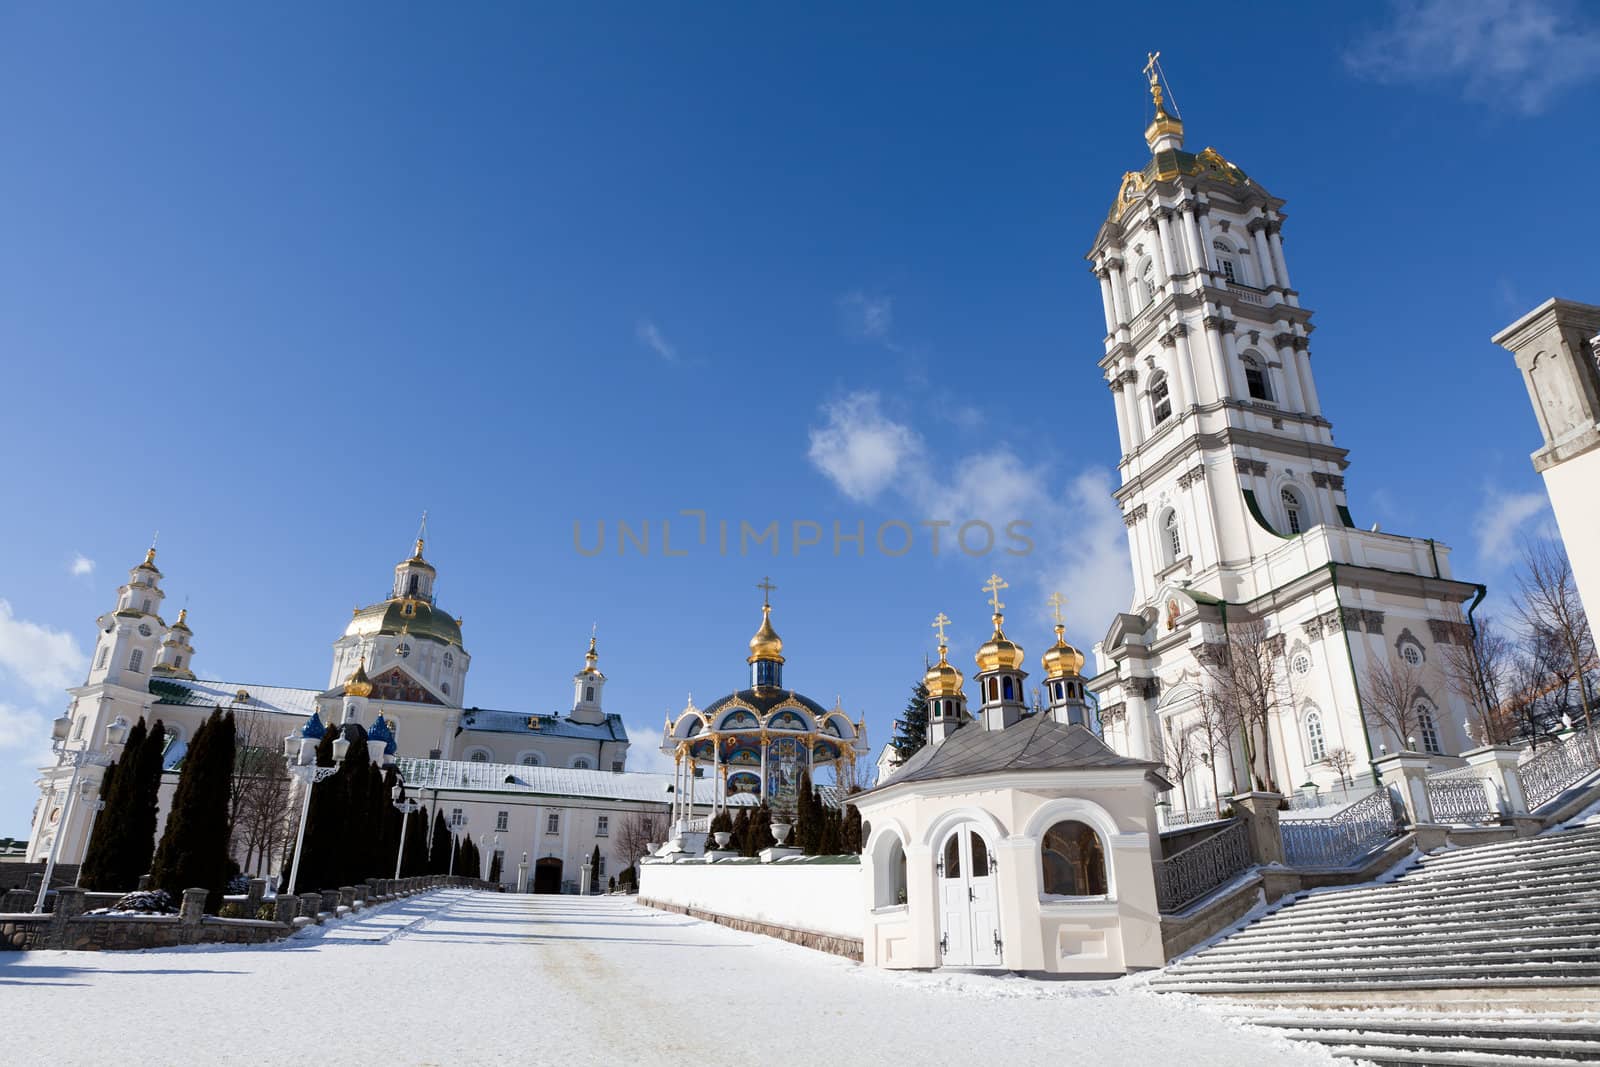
[34,714,120,913]
[73,779,107,888]
[282,732,346,897]
[392,782,421,880]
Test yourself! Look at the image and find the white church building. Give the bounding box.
[1082,69,1486,812]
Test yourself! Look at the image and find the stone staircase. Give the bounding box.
[1148,822,1600,1064]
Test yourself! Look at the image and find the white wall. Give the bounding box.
[1546,450,1600,620]
[639,860,864,940]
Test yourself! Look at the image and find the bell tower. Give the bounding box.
[569,633,608,725]
[925,613,971,745]
[973,575,1027,732]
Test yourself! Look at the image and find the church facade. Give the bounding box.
[1083,69,1486,812]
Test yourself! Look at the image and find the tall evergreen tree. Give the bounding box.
[79,722,134,890]
[752,803,776,852]
[378,766,402,881]
[487,851,502,884]
[289,726,340,893]
[734,806,755,857]
[401,803,429,876]
[794,770,817,854]
[126,720,169,885]
[890,679,931,765]
[428,809,451,873]
[589,845,601,891]
[841,803,864,855]
[334,724,372,887]
[151,709,237,910]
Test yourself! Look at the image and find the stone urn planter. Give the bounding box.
[714,831,732,849]
[771,822,792,846]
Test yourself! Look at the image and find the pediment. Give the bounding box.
[369,666,443,705]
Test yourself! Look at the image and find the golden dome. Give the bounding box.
[974,613,1025,673]
[345,657,374,698]
[747,604,785,664]
[171,607,191,633]
[397,538,436,573]
[924,644,965,699]
[1041,624,1086,679]
[1143,60,1184,151]
[582,634,600,675]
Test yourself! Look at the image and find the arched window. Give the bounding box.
[469,750,488,763]
[407,575,419,597]
[1243,353,1272,401]
[988,678,999,701]
[521,753,542,767]
[1002,677,1014,701]
[1417,705,1442,754]
[1150,372,1172,424]
[1161,509,1181,566]
[1212,239,1237,283]
[875,834,908,908]
[1138,260,1155,311]
[941,833,961,879]
[1040,820,1108,896]
[1305,710,1326,762]
[585,686,594,702]
[573,756,594,770]
[1281,488,1304,534]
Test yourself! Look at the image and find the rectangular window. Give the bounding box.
[546,813,560,835]
[1246,367,1270,401]
[611,760,624,774]
[451,807,464,827]
[596,816,609,837]
[128,649,143,672]
[495,810,508,832]
[597,856,606,878]
[429,748,442,760]
[1220,259,1236,283]
[95,647,109,670]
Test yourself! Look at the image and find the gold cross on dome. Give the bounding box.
[1047,591,1068,625]
[757,576,776,606]
[982,573,1008,613]
[932,612,951,645]
[1143,51,1161,84]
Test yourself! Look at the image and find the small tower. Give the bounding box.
[747,577,784,689]
[91,546,168,689]
[339,657,373,725]
[973,574,1027,732]
[151,608,197,680]
[392,538,437,603]
[925,613,971,745]
[1041,593,1090,728]
[570,633,607,725]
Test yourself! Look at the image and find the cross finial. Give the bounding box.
[932,612,951,646]
[1047,591,1068,625]
[757,576,776,606]
[982,574,1008,614]
[1144,50,1161,84]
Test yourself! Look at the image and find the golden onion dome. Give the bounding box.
[747,604,785,663]
[974,613,1025,673]
[1041,624,1086,679]
[1143,68,1184,151]
[582,634,600,675]
[924,644,965,699]
[344,657,374,698]
[171,607,191,633]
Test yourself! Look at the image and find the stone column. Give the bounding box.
[1295,343,1322,417]
[298,893,322,925]
[1179,204,1206,278]
[1272,336,1305,412]
[1110,379,1133,455]
[1267,222,1293,293]
[1160,330,1190,413]
[1462,745,1530,815]
[273,894,298,924]
[1229,792,1285,866]
[1374,752,1435,826]
[1249,221,1276,289]
[1155,210,1181,278]
[759,734,770,799]
[246,878,266,912]
[1097,270,1117,336]
[1201,316,1232,403]
[1145,218,1170,286]
[1219,323,1248,399]
[1107,261,1130,336]
[1122,370,1146,448]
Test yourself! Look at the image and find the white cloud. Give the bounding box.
[838,291,894,342]
[0,600,86,702]
[1473,486,1552,562]
[635,320,680,363]
[1345,0,1600,114]
[69,554,95,577]
[806,391,922,503]
[806,394,1131,650]
[623,723,675,774]
[0,701,51,752]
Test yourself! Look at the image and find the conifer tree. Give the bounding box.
[589,845,601,892]
[795,770,817,854]
[488,851,502,884]
[291,726,340,893]
[80,719,140,890]
[891,679,931,765]
[734,806,755,857]
[841,803,864,855]
[335,724,373,886]
[151,709,237,910]
[127,719,168,884]
[752,803,776,852]
[428,809,451,873]
[817,806,841,855]
[401,803,429,876]
[708,808,734,843]
[378,765,402,882]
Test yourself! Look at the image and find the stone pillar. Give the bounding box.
[1097,270,1117,336]
[179,888,208,940]
[1462,745,1530,815]
[1249,222,1276,289]
[273,894,298,925]
[1230,792,1285,866]
[1179,205,1206,278]
[1146,218,1170,286]
[1160,332,1191,413]
[1108,262,1131,336]
[1110,380,1133,455]
[246,878,267,911]
[1272,338,1305,412]
[1268,223,1292,293]
[320,889,339,914]
[1374,752,1435,826]
[298,894,322,925]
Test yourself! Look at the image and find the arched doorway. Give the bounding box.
[532,856,563,894]
[936,824,1000,967]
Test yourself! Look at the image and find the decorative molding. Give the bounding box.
[1234,458,1268,477]
[1273,331,1297,350]
[1311,472,1346,491]
[1202,314,1226,331]
[1426,619,1472,646]
[1196,642,1228,666]
[1158,330,1177,348]
[1362,610,1385,635]
[1302,616,1324,640]
[1171,322,1189,338]
[1099,702,1126,725]
[1177,465,1206,489]
[1122,503,1149,528]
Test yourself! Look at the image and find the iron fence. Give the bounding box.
[1423,775,1495,824]
[1520,729,1600,810]
[1154,819,1252,913]
[1280,789,1400,868]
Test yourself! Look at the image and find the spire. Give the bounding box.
[582,632,600,675]
[1143,51,1184,152]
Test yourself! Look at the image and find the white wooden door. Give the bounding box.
[936,826,1001,967]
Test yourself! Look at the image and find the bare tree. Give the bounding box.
[1362,655,1428,752]
[1440,614,1519,745]
[1515,539,1596,733]
[1191,685,1239,814]
[1159,718,1200,817]
[615,810,667,867]
[1323,746,1357,787]
[228,709,293,875]
[1198,616,1285,794]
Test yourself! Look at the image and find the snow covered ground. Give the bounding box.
[1,891,1339,1066]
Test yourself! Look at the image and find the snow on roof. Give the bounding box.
[394,757,720,805]
[149,677,321,718]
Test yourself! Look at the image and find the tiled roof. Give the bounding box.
[149,678,322,719]
[394,757,715,804]
[872,716,1167,792]
[458,708,629,743]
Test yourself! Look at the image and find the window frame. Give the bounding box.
[1039,819,1110,899]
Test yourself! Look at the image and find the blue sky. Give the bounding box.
[3,2,1597,832]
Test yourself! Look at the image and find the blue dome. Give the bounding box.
[368,714,398,755]
[299,710,327,740]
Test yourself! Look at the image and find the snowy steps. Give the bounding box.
[1150,824,1600,1063]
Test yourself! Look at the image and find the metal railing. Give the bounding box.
[1154,818,1252,913]
[684,816,711,833]
[1423,775,1495,824]
[1280,789,1400,869]
[1520,728,1600,810]
[1158,805,1232,831]
[1283,780,1377,817]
